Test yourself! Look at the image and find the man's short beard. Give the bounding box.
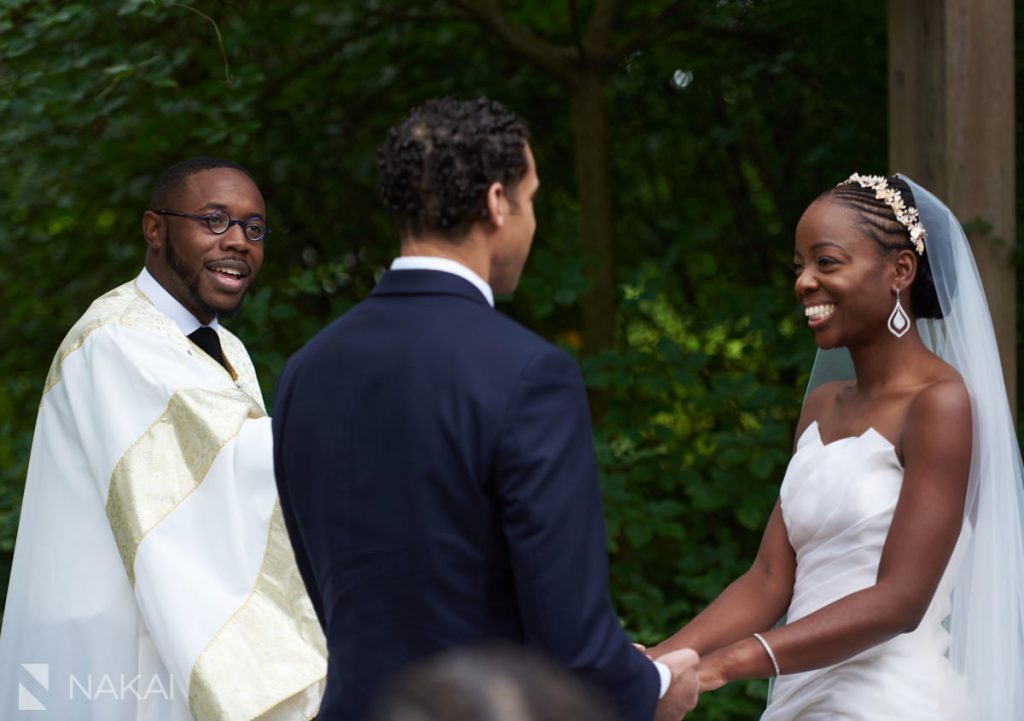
[165,229,244,321]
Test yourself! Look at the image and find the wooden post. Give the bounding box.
[889,0,1017,413]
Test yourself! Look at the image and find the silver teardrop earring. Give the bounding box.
[888,288,911,338]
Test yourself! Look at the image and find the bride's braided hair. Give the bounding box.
[823,175,943,319]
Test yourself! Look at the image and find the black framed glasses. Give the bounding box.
[156,209,269,242]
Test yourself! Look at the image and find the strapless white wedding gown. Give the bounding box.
[761,421,973,721]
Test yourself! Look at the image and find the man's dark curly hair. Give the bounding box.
[377,97,530,240]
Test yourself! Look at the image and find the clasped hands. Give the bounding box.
[637,642,728,721]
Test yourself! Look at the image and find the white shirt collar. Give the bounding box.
[389,256,495,307]
[135,267,218,336]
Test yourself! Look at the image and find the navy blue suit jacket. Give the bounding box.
[272,270,659,721]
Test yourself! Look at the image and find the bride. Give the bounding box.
[649,174,1024,719]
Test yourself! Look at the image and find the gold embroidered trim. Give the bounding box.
[43,283,138,395]
[106,386,264,586]
[188,504,327,720]
[219,328,266,410]
[44,279,266,413]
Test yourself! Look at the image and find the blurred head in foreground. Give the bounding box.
[368,643,621,721]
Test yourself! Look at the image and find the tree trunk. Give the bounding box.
[889,0,1016,414]
[569,70,616,358]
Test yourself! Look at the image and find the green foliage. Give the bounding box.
[590,270,805,624]
[2,2,989,718]
[585,273,807,713]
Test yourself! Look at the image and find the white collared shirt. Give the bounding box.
[136,267,219,336]
[389,256,495,308]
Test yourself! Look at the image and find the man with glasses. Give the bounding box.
[0,157,326,720]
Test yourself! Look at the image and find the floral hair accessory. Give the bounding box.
[838,173,926,255]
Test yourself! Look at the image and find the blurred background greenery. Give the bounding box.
[0,2,1020,717]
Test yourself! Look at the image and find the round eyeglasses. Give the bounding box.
[156,209,269,242]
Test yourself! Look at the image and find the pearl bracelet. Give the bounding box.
[752,632,781,677]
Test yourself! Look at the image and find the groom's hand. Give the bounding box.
[653,648,699,721]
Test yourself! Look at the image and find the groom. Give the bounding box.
[272,97,699,721]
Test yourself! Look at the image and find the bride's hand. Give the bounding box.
[634,641,660,659]
[697,658,728,692]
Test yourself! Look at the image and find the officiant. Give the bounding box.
[0,156,326,720]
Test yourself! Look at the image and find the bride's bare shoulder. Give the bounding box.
[901,368,972,467]
[908,372,971,426]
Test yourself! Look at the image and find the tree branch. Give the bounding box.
[607,0,688,64]
[569,0,587,62]
[263,8,462,96]
[584,0,619,49]
[445,0,575,82]
[170,2,231,83]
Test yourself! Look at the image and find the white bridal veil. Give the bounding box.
[807,176,1024,719]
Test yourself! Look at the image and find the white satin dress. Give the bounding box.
[761,421,972,720]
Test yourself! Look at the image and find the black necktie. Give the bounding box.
[188,326,228,371]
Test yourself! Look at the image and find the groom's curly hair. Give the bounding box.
[377,97,530,240]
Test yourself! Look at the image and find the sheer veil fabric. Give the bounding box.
[806,176,1024,718]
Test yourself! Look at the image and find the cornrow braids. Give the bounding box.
[823,175,942,319]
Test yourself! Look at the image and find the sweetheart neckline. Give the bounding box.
[797,420,902,468]
[799,420,894,449]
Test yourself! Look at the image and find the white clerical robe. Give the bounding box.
[0,276,326,719]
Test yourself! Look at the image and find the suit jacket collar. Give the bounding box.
[370,269,492,307]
